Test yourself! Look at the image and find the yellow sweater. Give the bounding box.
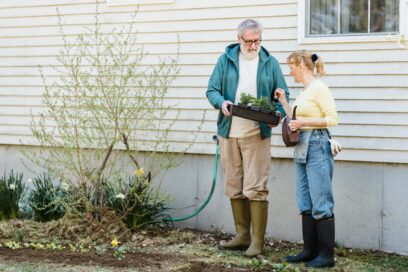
[293,79,338,129]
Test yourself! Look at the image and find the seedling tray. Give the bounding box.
[228,104,281,126]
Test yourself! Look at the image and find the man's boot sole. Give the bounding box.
[218,243,250,251]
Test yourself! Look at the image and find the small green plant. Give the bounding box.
[28,174,66,222]
[78,244,91,253]
[240,93,256,105]
[30,242,45,250]
[114,246,127,261]
[68,243,77,252]
[4,241,21,250]
[94,244,108,255]
[275,263,301,272]
[0,171,26,220]
[252,96,276,112]
[108,171,169,229]
[13,230,25,242]
[45,242,60,250]
[249,258,268,271]
[239,94,276,112]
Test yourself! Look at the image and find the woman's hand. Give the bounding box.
[275,88,292,118]
[274,88,287,104]
[289,119,305,131]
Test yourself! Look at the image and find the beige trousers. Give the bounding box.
[219,134,271,201]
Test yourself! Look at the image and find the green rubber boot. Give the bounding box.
[245,201,268,257]
[219,199,251,250]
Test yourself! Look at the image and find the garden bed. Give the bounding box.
[0,247,240,272]
[0,221,407,272]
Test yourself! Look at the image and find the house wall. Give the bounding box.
[1,0,408,162]
[0,0,408,254]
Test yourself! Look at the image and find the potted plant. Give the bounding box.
[228,93,281,126]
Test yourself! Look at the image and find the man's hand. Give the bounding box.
[221,100,233,116]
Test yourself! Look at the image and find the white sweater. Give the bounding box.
[229,52,260,138]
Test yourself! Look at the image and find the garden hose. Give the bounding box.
[161,135,219,222]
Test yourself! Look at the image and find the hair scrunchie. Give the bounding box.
[311,53,318,62]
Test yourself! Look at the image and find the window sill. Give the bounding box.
[298,34,396,44]
[107,0,174,6]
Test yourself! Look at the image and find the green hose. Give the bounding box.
[161,136,219,222]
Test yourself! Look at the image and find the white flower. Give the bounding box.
[9,184,16,190]
[61,182,69,191]
[27,178,33,183]
[115,193,125,199]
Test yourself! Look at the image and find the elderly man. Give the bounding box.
[206,19,289,257]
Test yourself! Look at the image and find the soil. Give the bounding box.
[0,218,300,271]
[0,247,249,271]
[0,226,255,271]
[1,220,407,272]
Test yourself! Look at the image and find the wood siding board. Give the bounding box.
[0,0,407,163]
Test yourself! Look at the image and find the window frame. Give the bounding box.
[107,0,174,6]
[298,0,407,44]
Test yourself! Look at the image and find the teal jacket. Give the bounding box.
[206,43,289,139]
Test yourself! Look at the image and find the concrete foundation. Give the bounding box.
[1,145,407,255]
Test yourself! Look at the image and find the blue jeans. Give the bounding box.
[295,129,334,220]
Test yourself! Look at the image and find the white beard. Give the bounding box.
[240,42,261,60]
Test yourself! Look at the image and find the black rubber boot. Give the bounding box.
[286,213,318,263]
[306,216,335,268]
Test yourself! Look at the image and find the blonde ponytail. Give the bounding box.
[287,50,326,77]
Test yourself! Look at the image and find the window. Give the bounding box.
[107,0,174,6]
[298,0,407,43]
[402,0,408,36]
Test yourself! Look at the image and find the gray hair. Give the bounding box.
[237,19,263,37]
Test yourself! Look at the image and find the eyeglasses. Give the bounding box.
[241,37,262,46]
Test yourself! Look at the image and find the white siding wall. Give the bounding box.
[1,0,408,163]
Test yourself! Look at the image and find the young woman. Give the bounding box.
[275,50,338,268]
